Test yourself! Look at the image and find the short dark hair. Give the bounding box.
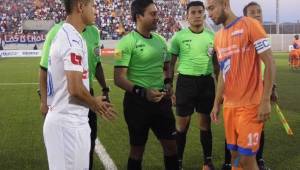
[187,1,205,13]
[63,0,90,15]
[243,1,260,16]
[131,0,154,22]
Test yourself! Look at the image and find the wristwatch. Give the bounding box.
[102,87,110,93]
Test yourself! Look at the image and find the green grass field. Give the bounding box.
[0,53,299,170]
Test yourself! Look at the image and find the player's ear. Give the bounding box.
[224,0,230,9]
[77,0,85,14]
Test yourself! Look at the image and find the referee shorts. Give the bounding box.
[123,92,176,146]
[175,74,215,117]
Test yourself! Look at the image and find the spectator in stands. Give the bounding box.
[1,0,185,40]
[0,35,3,50]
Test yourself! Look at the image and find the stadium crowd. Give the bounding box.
[0,0,187,40]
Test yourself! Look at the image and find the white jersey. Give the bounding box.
[47,23,89,124]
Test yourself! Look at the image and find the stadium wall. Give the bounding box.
[0,35,296,52]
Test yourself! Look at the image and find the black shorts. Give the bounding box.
[175,74,215,117]
[123,92,176,146]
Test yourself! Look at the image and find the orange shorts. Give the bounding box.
[223,105,264,156]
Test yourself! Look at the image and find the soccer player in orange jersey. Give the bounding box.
[206,0,275,170]
[222,2,276,170]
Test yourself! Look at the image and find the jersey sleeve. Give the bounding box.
[114,35,133,67]
[63,34,85,72]
[248,18,271,54]
[163,38,171,62]
[156,34,171,62]
[40,30,54,69]
[94,26,101,63]
[40,23,63,69]
[169,33,179,55]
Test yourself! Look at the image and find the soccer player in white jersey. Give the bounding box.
[43,0,116,169]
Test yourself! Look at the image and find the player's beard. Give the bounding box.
[150,21,157,31]
[214,9,227,25]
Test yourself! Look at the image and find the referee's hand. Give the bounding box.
[94,96,117,121]
[146,89,165,103]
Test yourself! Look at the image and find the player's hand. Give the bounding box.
[40,102,48,117]
[102,91,110,103]
[210,103,221,124]
[258,99,271,122]
[94,96,117,121]
[146,89,165,103]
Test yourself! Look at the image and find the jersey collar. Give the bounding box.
[188,27,204,34]
[134,29,153,39]
[224,16,242,29]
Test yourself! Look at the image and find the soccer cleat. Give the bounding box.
[221,163,232,170]
[258,159,271,170]
[202,162,215,170]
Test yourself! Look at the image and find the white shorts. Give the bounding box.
[43,113,91,170]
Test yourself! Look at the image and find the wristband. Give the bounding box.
[164,78,172,85]
[132,85,147,98]
[102,87,110,93]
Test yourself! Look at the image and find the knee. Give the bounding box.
[231,151,239,163]
[239,155,256,168]
[176,117,190,132]
[198,116,211,131]
[176,122,189,133]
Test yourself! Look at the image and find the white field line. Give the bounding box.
[95,138,118,170]
[0,82,39,85]
[0,79,114,86]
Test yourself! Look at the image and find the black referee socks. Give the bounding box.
[164,154,179,170]
[200,130,213,164]
[127,158,142,170]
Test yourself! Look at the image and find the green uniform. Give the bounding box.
[82,25,101,87]
[40,22,63,69]
[114,31,170,89]
[169,28,214,76]
[39,23,101,87]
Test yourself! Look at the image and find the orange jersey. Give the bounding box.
[214,17,271,107]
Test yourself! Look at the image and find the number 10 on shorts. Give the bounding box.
[247,133,259,147]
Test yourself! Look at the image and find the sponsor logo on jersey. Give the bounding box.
[70,53,82,65]
[231,29,244,37]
